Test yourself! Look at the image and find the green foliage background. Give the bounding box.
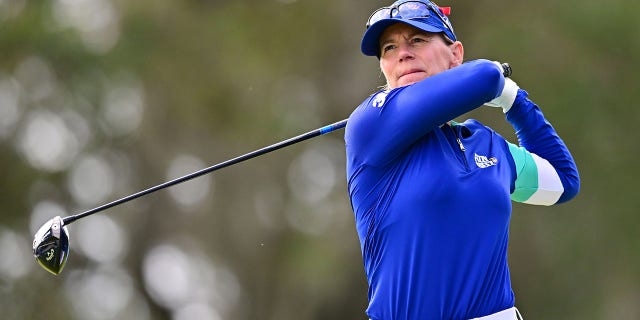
[1,0,638,319]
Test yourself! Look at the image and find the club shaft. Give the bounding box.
[63,119,348,225]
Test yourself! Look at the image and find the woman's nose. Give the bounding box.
[397,43,415,61]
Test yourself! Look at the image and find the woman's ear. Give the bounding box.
[450,41,464,67]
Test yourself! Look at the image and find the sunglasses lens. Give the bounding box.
[397,2,430,19]
[367,2,433,28]
[368,8,391,27]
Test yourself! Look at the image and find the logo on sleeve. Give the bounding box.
[474,153,498,168]
[372,90,389,108]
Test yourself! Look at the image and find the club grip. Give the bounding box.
[501,63,512,78]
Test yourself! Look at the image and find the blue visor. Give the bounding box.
[361,1,457,56]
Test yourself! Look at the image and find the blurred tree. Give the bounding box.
[0,0,638,319]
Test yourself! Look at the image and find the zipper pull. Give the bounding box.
[448,122,466,152]
[456,137,466,152]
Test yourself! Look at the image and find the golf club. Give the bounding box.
[33,119,347,275]
[32,63,513,275]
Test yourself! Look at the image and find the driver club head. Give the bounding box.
[33,216,70,275]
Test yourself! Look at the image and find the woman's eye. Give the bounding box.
[411,37,426,44]
[382,44,396,53]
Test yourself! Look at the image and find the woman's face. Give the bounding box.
[378,23,464,89]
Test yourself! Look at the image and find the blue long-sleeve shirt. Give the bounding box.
[345,60,579,320]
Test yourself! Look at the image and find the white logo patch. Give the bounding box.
[474,153,498,168]
[372,90,389,108]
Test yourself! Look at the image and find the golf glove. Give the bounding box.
[486,61,519,113]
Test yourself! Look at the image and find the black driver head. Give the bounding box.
[33,216,70,275]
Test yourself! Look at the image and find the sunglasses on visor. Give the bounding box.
[365,0,454,34]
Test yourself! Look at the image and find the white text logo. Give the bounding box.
[474,153,498,168]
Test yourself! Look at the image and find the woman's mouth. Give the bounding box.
[397,69,428,85]
[401,69,425,77]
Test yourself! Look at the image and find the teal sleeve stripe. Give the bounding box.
[507,142,538,202]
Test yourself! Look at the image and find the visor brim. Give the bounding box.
[361,18,451,56]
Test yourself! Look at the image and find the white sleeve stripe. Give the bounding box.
[523,153,564,206]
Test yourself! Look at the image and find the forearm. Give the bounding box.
[506,90,580,203]
[393,59,504,129]
[347,59,504,166]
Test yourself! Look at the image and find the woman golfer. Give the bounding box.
[345,1,580,319]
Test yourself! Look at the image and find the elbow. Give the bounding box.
[556,171,581,204]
